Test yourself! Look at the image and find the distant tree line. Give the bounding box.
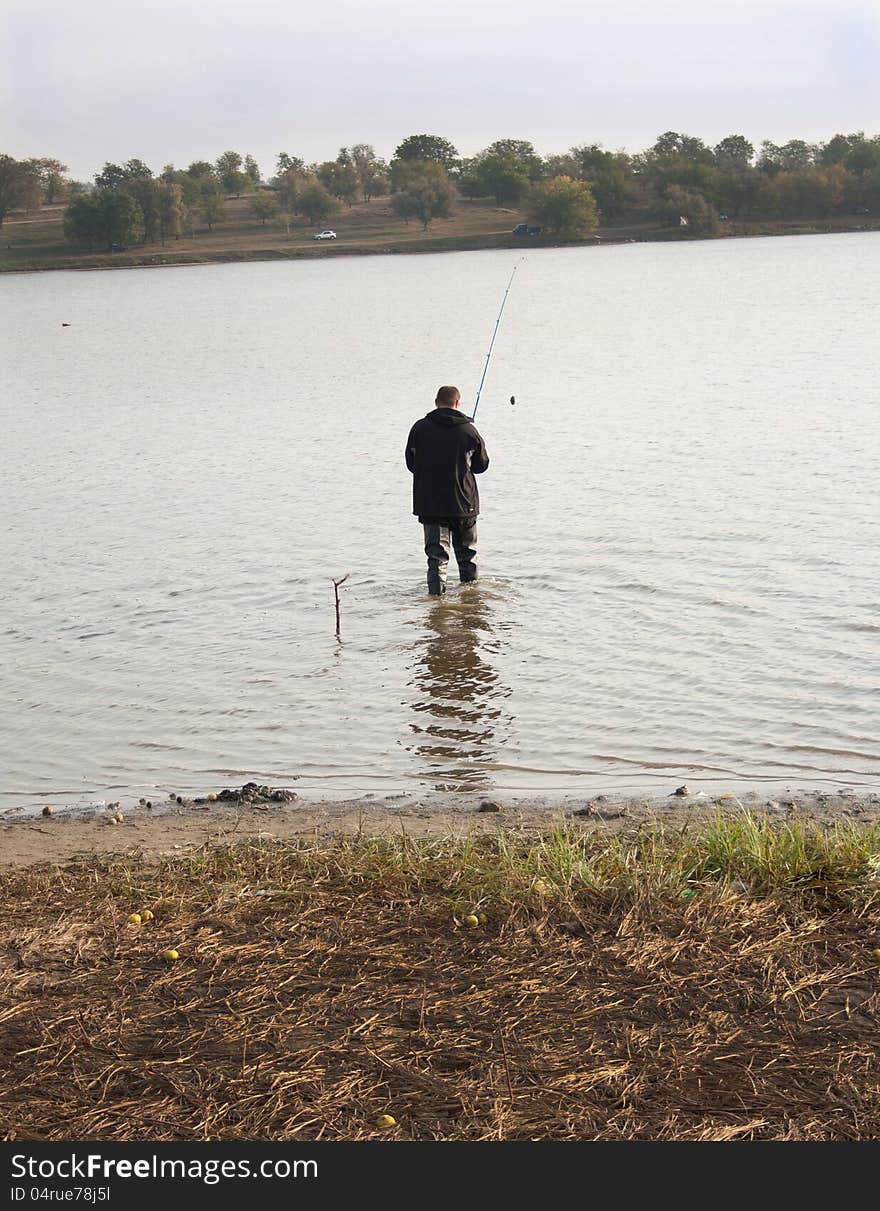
[0,156,69,226]
[1,128,879,250]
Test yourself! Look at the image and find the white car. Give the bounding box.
[313,230,337,240]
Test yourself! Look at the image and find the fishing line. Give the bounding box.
[470,259,522,422]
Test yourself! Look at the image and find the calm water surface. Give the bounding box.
[2,234,879,808]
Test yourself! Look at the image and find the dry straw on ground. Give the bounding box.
[1,816,879,1141]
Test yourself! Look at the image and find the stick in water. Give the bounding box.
[332,573,350,637]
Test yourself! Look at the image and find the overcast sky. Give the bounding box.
[3,0,879,180]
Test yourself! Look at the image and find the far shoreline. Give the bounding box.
[3,215,879,277]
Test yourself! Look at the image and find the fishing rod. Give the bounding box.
[470,260,521,422]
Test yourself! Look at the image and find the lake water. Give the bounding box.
[2,234,879,810]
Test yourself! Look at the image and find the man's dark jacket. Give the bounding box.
[405,407,489,521]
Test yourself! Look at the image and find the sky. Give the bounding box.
[2,0,879,180]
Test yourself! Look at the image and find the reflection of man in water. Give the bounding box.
[405,385,490,596]
[408,590,508,790]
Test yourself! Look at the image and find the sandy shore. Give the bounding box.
[2,783,879,867]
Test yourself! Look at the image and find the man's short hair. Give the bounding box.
[435,385,460,406]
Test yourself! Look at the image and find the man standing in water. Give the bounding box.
[405,385,490,596]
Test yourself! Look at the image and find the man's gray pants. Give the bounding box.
[423,518,478,595]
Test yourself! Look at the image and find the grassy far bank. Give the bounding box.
[3,193,879,274]
[2,813,879,1141]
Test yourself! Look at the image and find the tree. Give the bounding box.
[200,194,225,232]
[389,162,454,229]
[715,168,762,218]
[569,145,633,222]
[244,155,261,186]
[216,150,242,178]
[543,151,579,178]
[651,132,714,164]
[94,159,152,190]
[30,157,68,204]
[126,176,161,242]
[393,134,459,171]
[863,159,880,211]
[526,176,598,236]
[652,131,683,157]
[636,133,718,199]
[455,158,484,199]
[770,167,853,219]
[250,192,279,224]
[639,133,721,202]
[162,164,191,201]
[846,136,880,181]
[759,139,818,173]
[484,138,542,171]
[186,160,216,179]
[124,158,152,180]
[157,181,186,242]
[116,168,188,246]
[178,163,219,210]
[389,157,416,192]
[317,151,359,204]
[63,195,103,247]
[276,152,305,176]
[713,135,754,169]
[752,175,780,216]
[818,164,855,214]
[98,189,143,247]
[297,180,340,226]
[95,162,123,188]
[15,161,43,211]
[773,171,814,218]
[474,147,533,205]
[390,190,420,224]
[781,140,819,170]
[655,185,718,234]
[365,163,389,200]
[757,142,782,177]
[64,188,143,250]
[479,152,531,205]
[350,144,387,200]
[820,133,855,165]
[215,150,250,195]
[0,156,33,225]
[275,164,308,215]
[390,156,453,193]
[315,160,333,194]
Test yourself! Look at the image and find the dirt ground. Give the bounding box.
[2,817,879,1141]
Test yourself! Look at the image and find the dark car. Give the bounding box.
[512,223,542,236]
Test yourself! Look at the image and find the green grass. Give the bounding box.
[72,812,880,922]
